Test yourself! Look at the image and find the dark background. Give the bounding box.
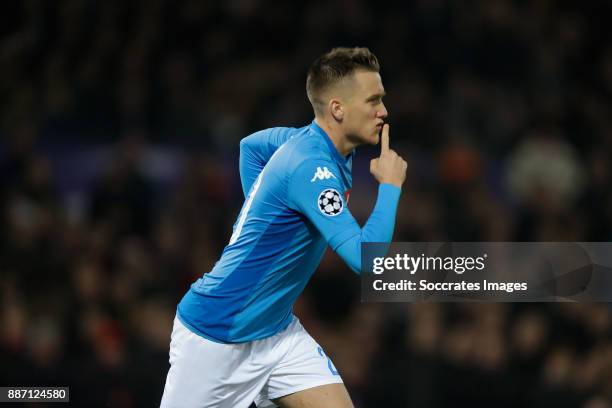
[1,0,612,407]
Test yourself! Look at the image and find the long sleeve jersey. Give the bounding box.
[177,121,401,343]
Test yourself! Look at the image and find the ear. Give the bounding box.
[329,98,344,121]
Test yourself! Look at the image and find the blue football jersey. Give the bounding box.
[177,121,401,343]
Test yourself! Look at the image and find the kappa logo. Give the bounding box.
[310,167,337,182]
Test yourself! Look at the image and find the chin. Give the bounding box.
[371,132,380,145]
[352,132,378,146]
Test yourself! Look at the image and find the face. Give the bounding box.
[338,70,388,146]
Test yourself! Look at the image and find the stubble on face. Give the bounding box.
[341,70,386,146]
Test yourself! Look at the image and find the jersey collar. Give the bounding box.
[309,120,353,165]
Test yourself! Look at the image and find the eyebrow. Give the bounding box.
[366,92,386,102]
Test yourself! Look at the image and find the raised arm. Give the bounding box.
[287,125,407,274]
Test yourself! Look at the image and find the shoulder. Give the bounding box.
[260,125,339,181]
[280,133,336,174]
[239,126,302,154]
[245,125,305,141]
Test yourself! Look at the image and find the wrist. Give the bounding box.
[379,180,403,189]
[379,182,402,191]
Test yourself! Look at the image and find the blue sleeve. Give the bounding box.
[287,160,401,274]
[239,128,293,197]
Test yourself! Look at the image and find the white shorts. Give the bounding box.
[160,315,343,408]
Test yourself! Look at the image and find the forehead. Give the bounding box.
[349,70,384,97]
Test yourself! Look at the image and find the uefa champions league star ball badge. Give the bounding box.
[318,189,343,216]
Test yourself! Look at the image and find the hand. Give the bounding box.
[369,124,407,188]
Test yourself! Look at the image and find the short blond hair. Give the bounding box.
[306,47,380,115]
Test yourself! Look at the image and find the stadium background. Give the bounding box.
[1,0,612,406]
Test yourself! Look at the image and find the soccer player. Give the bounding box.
[160,47,407,408]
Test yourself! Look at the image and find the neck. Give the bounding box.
[314,117,356,157]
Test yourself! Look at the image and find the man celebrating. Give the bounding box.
[161,47,407,408]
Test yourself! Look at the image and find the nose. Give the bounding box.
[377,103,388,120]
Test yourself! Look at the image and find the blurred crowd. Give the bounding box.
[1,0,612,407]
